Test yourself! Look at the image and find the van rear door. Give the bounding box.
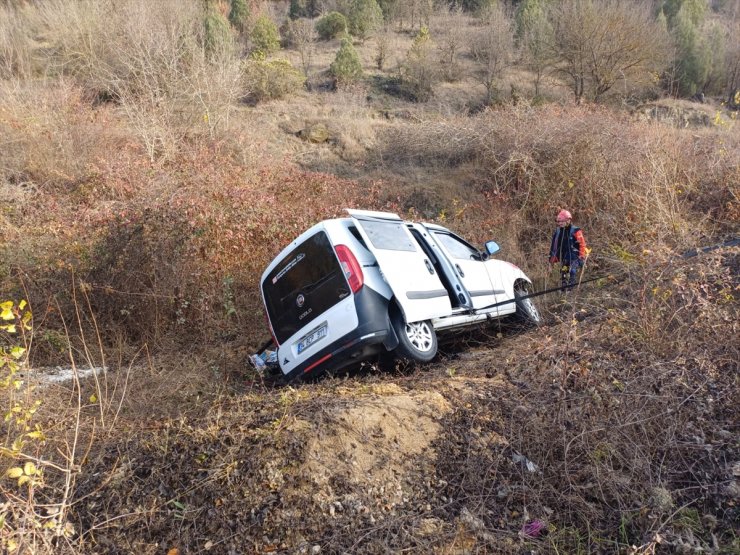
[347,209,452,323]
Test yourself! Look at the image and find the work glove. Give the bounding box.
[549,256,558,264]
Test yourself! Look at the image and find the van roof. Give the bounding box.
[260,215,453,283]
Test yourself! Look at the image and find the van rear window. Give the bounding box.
[262,231,350,344]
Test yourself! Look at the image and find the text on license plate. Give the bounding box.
[297,324,328,354]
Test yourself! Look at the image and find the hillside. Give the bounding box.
[1,0,739,553]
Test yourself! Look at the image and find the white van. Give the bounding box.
[259,209,540,382]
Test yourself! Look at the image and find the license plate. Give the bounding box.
[297,323,328,354]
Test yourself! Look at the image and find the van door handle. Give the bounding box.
[424,259,435,274]
[455,264,465,278]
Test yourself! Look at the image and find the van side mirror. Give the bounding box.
[485,241,500,256]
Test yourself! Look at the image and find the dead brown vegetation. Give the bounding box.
[0,1,738,553]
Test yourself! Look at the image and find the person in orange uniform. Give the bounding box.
[549,209,588,288]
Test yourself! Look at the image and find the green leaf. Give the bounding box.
[10,346,26,359]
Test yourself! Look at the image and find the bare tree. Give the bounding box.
[433,6,467,82]
[469,4,514,105]
[550,0,670,104]
[285,18,317,81]
[520,11,554,99]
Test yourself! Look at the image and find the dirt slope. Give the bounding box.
[59,247,738,555]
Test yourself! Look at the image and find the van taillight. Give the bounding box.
[335,244,364,293]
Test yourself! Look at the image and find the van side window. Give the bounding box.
[348,225,369,250]
[433,232,479,260]
[357,219,416,252]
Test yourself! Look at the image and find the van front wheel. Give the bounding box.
[391,311,437,362]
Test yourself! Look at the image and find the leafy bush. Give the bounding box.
[330,37,363,86]
[244,57,305,101]
[250,14,280,57]
[316,12,347,41]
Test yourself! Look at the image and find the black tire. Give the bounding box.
[515,283,541,326]
[391,310,438,362]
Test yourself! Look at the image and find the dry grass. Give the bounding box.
[0,3,738,553]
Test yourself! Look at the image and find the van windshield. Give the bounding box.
[262,231,350,344]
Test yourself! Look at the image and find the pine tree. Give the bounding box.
[229,0,249,35]
[515,0,546,40]
[289,0,319,19]
[330,37,363,85]
[662,0,707,28]
[348,0,383,41]
[671,4,710,96]
[403,26,436,101]
[204,8,233,58]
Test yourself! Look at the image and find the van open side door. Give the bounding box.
[347,209,452,323]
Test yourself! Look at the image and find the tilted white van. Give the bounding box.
[259,209,540,382]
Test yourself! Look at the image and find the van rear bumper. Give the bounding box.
[281,287,391,382]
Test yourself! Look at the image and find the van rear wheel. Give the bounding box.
[391,311,437,362]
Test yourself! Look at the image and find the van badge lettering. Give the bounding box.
[299,308,312,320]
[296,294,305,307]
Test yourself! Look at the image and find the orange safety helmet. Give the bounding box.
[556,209,572,223]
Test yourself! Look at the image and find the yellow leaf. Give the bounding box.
[89,394,98,404]
[18,475,30,486]
[24,462,37,476]
[6,467,23,479]
[1,324,16,333]
[0,301,14,320]
[27,430,46,440]
[10,346,25,359]
[18,300,26,310]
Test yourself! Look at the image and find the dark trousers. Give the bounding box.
[560,259,582,288]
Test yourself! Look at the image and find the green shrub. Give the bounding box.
[251,14,280,57]
[329,37,363,86]
[244,57,305,101]
[316,12,348,41]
